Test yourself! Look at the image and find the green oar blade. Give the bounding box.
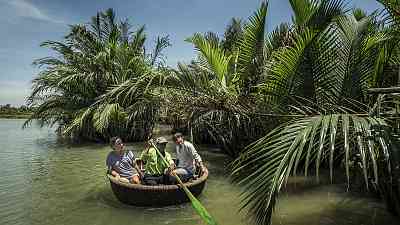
[182,185,219,225]
[149,140,219,225]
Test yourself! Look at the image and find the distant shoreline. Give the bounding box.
[0,114,32,119]
[0,104,33,119]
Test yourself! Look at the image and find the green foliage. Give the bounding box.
[378,0,400,26]
[290,0,346,30]
[228,1,400,224]
[221,18,244,54]
[0,105,33,118]
[186,33,232,88]
[87,4,400,224]
[353,8,367,20]
[237,2,267,96]
[24,2,400,224]
[25,8,170,142]
[232,115,388,225]
[165,2,271,156]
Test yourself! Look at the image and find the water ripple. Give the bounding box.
[0,119,398,225]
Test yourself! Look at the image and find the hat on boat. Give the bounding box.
[156,137,168,144]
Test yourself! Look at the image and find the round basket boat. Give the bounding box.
[107,167,208,206]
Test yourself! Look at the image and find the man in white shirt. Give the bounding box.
[171,133,205,182]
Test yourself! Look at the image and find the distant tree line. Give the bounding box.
[0,104,33,118]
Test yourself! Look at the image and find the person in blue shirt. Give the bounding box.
[106,137,140,184]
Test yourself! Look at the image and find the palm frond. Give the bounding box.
[263,28,317,105]
[308,0,347,30]
[93,103,127,133]
[150,35,171,66]
[237,2,268,95]
[377,0,400,26]
[186,33,232,88]
[25,8,166,142]
[233,114,388,225]
[289,0,319,27]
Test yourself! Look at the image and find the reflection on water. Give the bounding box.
[0,119,398,225]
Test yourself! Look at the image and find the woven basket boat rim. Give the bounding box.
[107,167,208,190]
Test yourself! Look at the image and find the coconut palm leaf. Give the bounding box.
[263,28,317,105]
[233,114,389,225]
[377,0,400,26]
[289,0,346,31]
[93,103,127,133]
[308,0,347,30]
[263,13,392,112]
[332,15,391,101]
[264,23,291,57]
[186,33,232,88]
[26,8,169,142]
[237,1,267,95]
[63,107,96,137]
[222,18,244,53]
[150,35,171,66]
[289,0,319,27]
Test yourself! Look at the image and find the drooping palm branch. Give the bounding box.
[25,8,170,142]
[232,114,389,225]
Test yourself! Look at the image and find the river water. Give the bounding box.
[0,119,398,225]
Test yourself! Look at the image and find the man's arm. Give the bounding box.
[187,142,202,163]
[164,153,176,175]
[106,154,121,178]
[165,153,175,167]
[187,142,205,172]
[140,146,150,162]
[127,150,143,178]
[108,161,121,179]
[110,170,120,179]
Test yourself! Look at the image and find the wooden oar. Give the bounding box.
[148,140,219,225]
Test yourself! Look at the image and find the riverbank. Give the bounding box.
[0,104,33,119]
[0,113,32,119]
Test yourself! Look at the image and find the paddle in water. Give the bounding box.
[148,140,219,225]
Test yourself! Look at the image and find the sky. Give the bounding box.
[0,0,383,106]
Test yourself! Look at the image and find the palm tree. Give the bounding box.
[221,18,245,54]
[99,3,269,156]
[172,0,348,156]
[171,2,270,156]
[231,0,400,224]
[169,0,350,157]
[25,8,170,142]
[77,1,400,224]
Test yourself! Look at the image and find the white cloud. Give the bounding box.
[3,0,64,24]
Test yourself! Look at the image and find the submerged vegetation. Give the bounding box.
[26,0,400,224]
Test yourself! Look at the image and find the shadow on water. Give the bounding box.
[273,183,399,225]
[82,178,125,209]
[80,181,206,225]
